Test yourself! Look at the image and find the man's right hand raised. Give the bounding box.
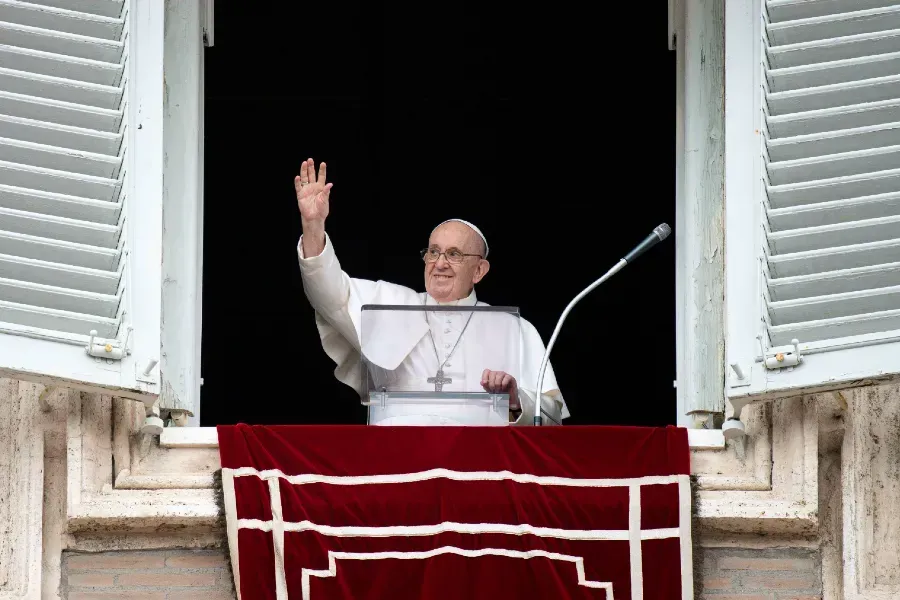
[295,158,332,257]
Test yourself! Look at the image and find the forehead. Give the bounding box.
[428,222,478,249]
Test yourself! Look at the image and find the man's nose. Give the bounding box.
[435,253,451,268]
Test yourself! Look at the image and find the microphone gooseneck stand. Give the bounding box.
[533,224,672,425]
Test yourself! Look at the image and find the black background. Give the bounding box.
[200,2,676,426]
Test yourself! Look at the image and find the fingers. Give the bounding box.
[294,176,303,197]
[317,161,327,185]
[320,182,333,203]
[492,371,505,391]
[480,371,514,393]
[300,159,310,184]
[482,371,518,411]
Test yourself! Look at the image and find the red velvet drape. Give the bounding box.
[218,425,691,600]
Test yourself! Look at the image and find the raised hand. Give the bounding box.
[294,158,333,226]
[295,158,332,257]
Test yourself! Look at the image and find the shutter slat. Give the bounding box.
[768,29,900,68]
[769,216,900,254]
[0,276,117,317]
[0,44,122,86]
[0,253,119,294]
[767,122,900,161]
[0,66,122,109]
[0,20,124,63]
[766,143,900,185]
[767,98,900,138]
[767,5,900,46]
[767,0,900,23]
[0,136,120,177]
[767,167,900,208]
[768,51,900,92]
[0,230,119,270]
[769,308,900,344]
[0,298,116,337]
[767,74,900,115]
[768,191,900,230]
[0,183,119,224]
[769,284,900,324]
[0,206,119,246]
[23,0,123,19]
[0,90,121,131]
[768,238,900,278]
[0,159,119,200]
[769,261,900,301]
[0,0,124,41]
[0,113,121,154]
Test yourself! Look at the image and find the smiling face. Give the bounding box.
[424,221,490,302]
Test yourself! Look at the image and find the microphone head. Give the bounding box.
[654,223,672,241]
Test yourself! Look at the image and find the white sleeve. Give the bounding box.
[297,233,363,353]
[297,232,351,314]
[511,318,570,425]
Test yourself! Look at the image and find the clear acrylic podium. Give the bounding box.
[360,304,522,426]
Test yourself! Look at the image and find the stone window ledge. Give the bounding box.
[160,426,727,450]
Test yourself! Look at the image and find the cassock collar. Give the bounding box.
[425,289,478,306]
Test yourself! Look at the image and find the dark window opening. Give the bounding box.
[201,2,676,426]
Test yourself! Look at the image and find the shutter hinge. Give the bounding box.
[763,338,803,370]
[85,328,131,361]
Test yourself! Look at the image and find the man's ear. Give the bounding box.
[473,259,490,284]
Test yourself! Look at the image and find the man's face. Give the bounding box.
[424,222,490,302]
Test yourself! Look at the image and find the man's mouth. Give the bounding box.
[434,274,452,280]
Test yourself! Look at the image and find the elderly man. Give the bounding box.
[295,158,569,425]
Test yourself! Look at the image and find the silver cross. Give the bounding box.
[427,369,452,392]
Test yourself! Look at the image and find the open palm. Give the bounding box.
[294,158,332,224]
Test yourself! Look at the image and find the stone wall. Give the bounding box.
[4,374,900,599]
[696,547,822,599]
[61,549,235,600]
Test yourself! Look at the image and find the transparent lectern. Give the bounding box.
[361,305,521,426]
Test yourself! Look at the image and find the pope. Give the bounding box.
[295,158,569,425]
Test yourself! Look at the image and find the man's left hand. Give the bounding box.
[481,369,519,410]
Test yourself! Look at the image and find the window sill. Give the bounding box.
[160,426,726,450]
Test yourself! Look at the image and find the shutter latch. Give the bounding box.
[85,328,131,361]
[763,337,803,370]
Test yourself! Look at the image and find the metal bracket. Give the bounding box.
[135,358,159,384]
[85,328,131,361]
[763,338,803,370]
[729,362,751,388]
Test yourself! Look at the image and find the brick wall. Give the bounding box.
[697,547,822,600]
[61,549,236,600]
[61,545,819,599]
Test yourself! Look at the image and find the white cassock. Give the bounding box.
[298,233,570,426]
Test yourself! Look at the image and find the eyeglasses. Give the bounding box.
[420,247,483,265]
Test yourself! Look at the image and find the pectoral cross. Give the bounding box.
[427,369,452,392]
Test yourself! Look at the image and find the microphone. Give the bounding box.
[532,223,672,425]
[623,223,671,263]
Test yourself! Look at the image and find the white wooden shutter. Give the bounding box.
[0,0,165,402]
[726,0,900,404]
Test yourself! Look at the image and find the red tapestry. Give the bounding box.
[217,425,693,600]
